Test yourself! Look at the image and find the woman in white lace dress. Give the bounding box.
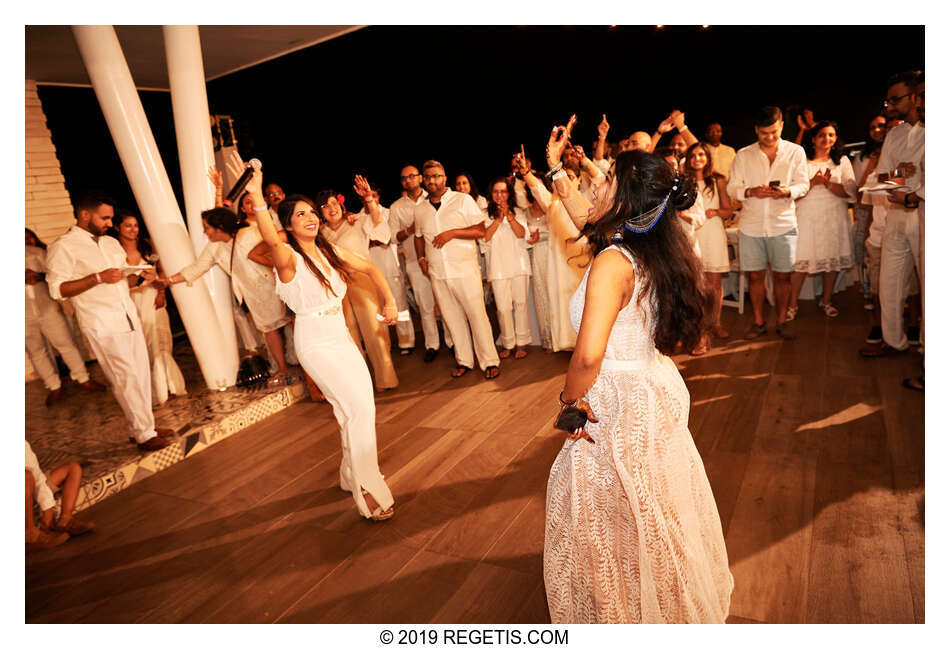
[108,212,186,405]
[254,169,399,521]
[165,208,294,384]
[542,120,733,623]
[788,121,857,318]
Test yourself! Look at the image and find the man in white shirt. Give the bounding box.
[727,106,810,340]
[263,183,285,231]
[25,234,104,406]
[414,160,500,379]
[704,123,737,180]
[860,71,924,358]
[45,193,173,451]
[390,165,452,362]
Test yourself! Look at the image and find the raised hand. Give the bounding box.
[657,116,675,134]
[597,114,610,139]
[670,110,686,131]
[573,144,588,162]
[803,109,816,129]
[353,174,372,198]
[243,163,263,195]
[207,165,223,190]
[547,114,577,168]
[797,114,808,131]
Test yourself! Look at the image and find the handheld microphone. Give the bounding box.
[222,158,262,207]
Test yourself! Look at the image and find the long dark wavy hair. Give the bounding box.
[804,120,844,164]
[486,176,517,219]
[277,194,353,296]
[580,150,707,354]
[684,142,724,199]
[106,210,154,258]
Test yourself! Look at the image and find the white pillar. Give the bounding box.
[163,25,240,383]
[72,25,238,389]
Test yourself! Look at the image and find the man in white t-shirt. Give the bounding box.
[45,193,174,451]
[414,160,500,379]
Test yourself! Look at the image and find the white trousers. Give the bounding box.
[294,310,393,518]
[880,209,921,350]
[405,261,452,350]
[491,276,532,349]
[84,327,157,443]
[25,303,89,391]
[431,275,500,371]
[919,201,924,352]
[370,246,415,350]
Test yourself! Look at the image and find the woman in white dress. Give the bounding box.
[482,177,532,359]
[543,119,733,623]
[789,120,857,318]
[316,186,398,391]
[252,168,398,521]
[514,155,588,352]
[164,208,294,384]
[685,142,734,353]
[109,213,186,405]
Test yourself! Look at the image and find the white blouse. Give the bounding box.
[483,208,531,281]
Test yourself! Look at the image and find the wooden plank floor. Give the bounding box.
[25,286,924,623]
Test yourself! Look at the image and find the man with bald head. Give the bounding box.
[621,131,653,152]
[389,164,452,361]
[704,123,737,179]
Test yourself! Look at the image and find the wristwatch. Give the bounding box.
[903,192,920,209]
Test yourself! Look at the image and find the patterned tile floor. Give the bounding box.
[26,341,306,513]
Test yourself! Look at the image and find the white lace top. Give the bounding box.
[569,244,657,363]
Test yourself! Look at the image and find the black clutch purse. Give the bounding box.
[555,406,589,433]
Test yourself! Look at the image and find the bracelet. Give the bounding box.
[551,170,567,181]
[677,124,689,133]
[252,205,268,212]
[558,391,578,408]
[545,162,564,180]
[95,272,101,284]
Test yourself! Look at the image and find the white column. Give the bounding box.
[72,25,238,389]
[163,25,240,383]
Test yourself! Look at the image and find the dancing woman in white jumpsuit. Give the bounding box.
[252,170,398,521]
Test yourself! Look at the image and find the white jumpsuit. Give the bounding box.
[275,245,393,519]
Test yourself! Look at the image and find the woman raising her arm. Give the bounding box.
[250,166,398,521]
[542,117,732,623]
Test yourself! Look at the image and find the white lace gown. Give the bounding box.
[544,245,733,623]
[794,157,857,273]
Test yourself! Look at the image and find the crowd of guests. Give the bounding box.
[26,67,924,599]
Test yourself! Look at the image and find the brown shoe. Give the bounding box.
[26,528,70,551]
[51,516,96,537]
[136,436,172,451]
[78,379,106,392]
[45,387,65,407]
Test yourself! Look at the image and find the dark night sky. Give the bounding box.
[38,25,924,220]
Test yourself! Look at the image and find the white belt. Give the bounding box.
[600,353,659,371]
[296,302,342,318]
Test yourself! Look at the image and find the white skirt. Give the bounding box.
[695,216,730,273]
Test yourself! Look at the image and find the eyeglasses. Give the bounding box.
[884,93,912,106]
[422,174,444,181]
[400,173,420,181]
